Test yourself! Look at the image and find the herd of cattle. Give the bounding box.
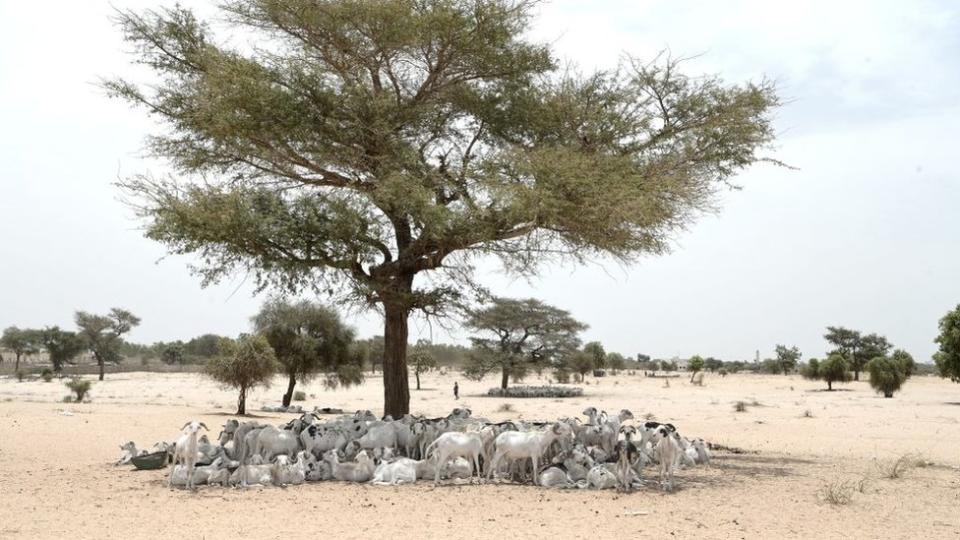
[117,407,712,492]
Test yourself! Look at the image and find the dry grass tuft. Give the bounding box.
[734,401,748,413]
[496,403,515,413]
[818,479,855,505]
[875,454,916,479]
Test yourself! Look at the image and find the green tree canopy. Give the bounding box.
[108,0,780,416]
[75,308,141,381]
[206,335,278,414]
[252,299,359,407]
[704,357,723,372]
[606,352,626,374]
[583,341,607,371]
[934,304,960,382]
[566,351,595,382]
[774,344,801,375]
[816,353,852,391]
[1,327,42,373]
[855,333,892,380]
[890,349,915,377]
[409,339,438,390]
[866,356,910,398]
[40,327,85,373]
[463,297,586,389]
[161,342,186,365]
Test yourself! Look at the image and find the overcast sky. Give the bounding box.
[1,1,958,363]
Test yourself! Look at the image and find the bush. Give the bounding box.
[818,479,854,505]
[867,356,910,398]
[486,385,583,398]
[15,371,25,382]
[818,354,852,391]
[734,400,747,412]
[41,368,53,382]
[292,390,307,402]
[496,403,515,412]
[65,378,92,402]
[553,368,571,384]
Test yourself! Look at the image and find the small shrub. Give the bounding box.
[496,403,515,413]
[62,395,73,403]
[734,401,747,413]
[65,378,92,402]
[802,409,814,418]
[16,371,25,382]
[41,369,53,383]
[292,390,307,402]
[876,454,915,479]
[718,368,728,377]
[819,480,854,505]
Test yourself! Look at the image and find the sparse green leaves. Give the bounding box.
[934,304,960,382]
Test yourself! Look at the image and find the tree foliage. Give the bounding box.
[866,356,910,398]
[409,339,437,390]
[583,341,607,371]
[39,327,85,373]
[75,308,141,381]
[206,335,278,414]
[774,344,801,375]
[464,297,585,389]
[811,353,852,391]
[1,326,41,372]
[252,299,359,406]
[934,304,960,382]
[566,351,595,382]
[606,352,626,374]
[108,0,781,416]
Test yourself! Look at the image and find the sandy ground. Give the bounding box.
[1,370,958,539]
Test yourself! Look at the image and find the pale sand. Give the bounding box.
[1,371,958,539]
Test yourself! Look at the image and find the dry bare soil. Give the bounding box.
[1,371,958,539]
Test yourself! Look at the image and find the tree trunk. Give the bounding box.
[282,371,297,408]
[884,391,893,398]
[98,357,104,381]
[415,368,421,391]
[382,301,411,418]
[501,367,509,390]
[237,385,247,415]
[14,352,20,373]
[827,380,833,391]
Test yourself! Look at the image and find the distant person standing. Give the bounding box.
[453,381,459,400]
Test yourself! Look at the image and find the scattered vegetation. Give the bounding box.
[486,385,583,398]
[65,378,92,402]
[496,403,515,413]
[818,479,855,505]
[292,390,307,402]
[875,454,916,479]
[734,400,748,412]
[41,368,53,382]
[15,370,25,382]
[802,409,814,418]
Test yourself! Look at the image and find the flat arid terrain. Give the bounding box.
[1,371,958,539]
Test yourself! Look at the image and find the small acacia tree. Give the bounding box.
[583,342,607,373]
[567,351,595,382]
[464,298,586,390]
[934,304,960,383]
[688,355,705,382]
[409,339,437,391]
[816,354,851,391]
[1,327,41,373]
[774,344,801,375]
[606,352,626,374]
[75,308,141,381]
[40,327,85,373]
[801,358,820,381]
[253,299,358,407]
[206,336,278,415]
[866,356,910,398]
[108,1,781,417]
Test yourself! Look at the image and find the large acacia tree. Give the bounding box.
[107,1,780,416]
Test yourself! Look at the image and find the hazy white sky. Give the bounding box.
[1,1,958,363]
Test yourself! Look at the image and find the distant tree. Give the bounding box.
[606,352,626,374]
[206,335,278,415]
[253,299,358,407]
[583,342,607,372]
[409,340,437,391]
[183,334,224,358]
[39,327,85,373]
[824,326,861,378]
[161,342,186,365]
[703,357,723,372]
[760,358,781,374]
[1,327,41,373]
[890,349,915,377]
[688,355,705,382]
[816,354,852,391]
[933,304,960,383]
[801,358,820,381]
[774,344,801,375]
[854,333,892,381]
[356,336,385,374]
[567,351,595,382]
[464,298,586,390]
[75,308,141,381]
[661,360,678,372]
[866,356,910,398]
[636,353,652,363]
